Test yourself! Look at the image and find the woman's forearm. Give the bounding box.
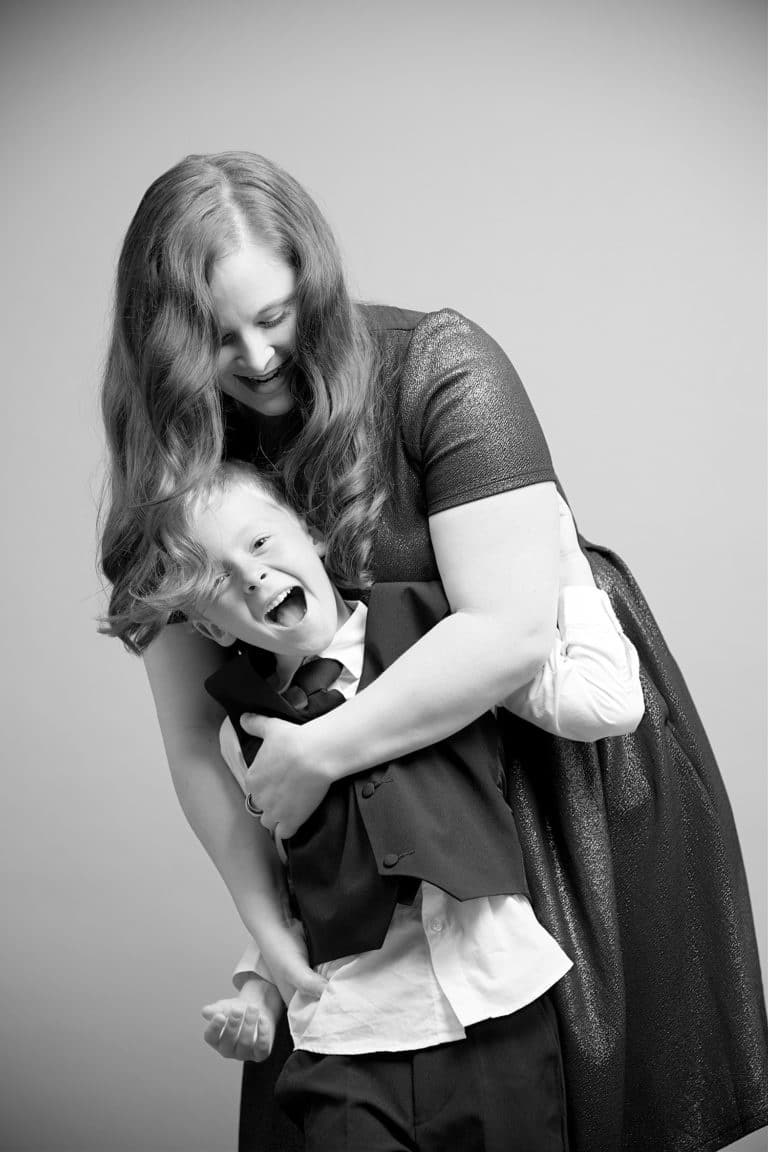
[242,486,559,835]
[307,607,555,779]
[306,483,560,778]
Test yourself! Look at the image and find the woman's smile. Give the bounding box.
[235,363,284,387]
[233,357,293,396]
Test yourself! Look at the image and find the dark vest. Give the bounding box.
[205,580,528,965]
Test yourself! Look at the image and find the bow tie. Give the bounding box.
[282,657,346,717]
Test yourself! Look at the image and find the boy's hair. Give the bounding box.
[114,461,292,630]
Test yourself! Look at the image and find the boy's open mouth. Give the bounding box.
[265,586,307,627]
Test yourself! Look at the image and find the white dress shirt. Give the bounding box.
[222,588,643,1054]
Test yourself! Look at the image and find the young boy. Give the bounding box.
[174,461,643,1149]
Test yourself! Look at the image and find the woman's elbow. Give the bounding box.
[494,618,559,697]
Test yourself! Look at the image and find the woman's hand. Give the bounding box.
[241,715,335,838]
[202,978,284,1063]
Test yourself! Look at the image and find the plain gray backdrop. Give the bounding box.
[0,1,765,1149]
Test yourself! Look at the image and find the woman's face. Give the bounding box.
[209,237,298,417]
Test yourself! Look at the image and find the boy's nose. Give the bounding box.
[244,569,268,593]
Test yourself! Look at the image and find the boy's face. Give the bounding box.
[190,482,346,657]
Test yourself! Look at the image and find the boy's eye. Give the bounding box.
[251,537,268,551]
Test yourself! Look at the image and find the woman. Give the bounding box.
[100,152,767,1152]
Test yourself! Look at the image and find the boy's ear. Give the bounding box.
[191,619,237,647]
[306,523,327,557]
[294,510,327,557]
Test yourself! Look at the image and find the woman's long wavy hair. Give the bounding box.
[99,152,388,653]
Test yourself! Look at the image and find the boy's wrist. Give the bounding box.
[239,975,280,1002]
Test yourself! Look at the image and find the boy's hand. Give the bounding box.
[557,494,594,588]
[202,979,284,1063]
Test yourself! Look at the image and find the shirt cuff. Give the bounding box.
[232,938,274,991]
[231,918,307,991]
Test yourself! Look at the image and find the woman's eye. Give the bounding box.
[261,310,289,330]
[212,572,230,589]
[220,331,235,347]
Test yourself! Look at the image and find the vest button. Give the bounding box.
[382,853,399,868]
[361,782,376,799]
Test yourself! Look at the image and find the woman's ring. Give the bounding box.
[245,793,263,817]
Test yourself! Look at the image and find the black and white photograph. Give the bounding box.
[1,2,765,1150]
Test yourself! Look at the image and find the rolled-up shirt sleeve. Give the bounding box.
[502,586,645,740]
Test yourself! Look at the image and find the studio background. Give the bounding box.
[0,1,765,1150]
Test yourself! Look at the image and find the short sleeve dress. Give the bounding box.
[232,307,768,1152]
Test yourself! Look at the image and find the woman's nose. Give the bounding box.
[238,332,276,375]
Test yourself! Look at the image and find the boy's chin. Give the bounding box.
[253,615,338,657]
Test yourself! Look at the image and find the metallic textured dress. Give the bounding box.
[235,306,767,1152]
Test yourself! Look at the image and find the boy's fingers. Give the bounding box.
[202,1004,277,1063]
[223,1008,244,1036]
[202,998,239,1020]
[253,1017,272,1050]
[250,1025,274,1062]
[235,1003,259,1037]
[246,1010,277,1062]
[203,1014,229,1050]
[232,1005,261,1058]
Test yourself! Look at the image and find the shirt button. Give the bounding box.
[361,782,376,799]
[382,853,399,868]
[428,919,445,934]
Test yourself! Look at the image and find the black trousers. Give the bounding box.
[271,995,568,1152]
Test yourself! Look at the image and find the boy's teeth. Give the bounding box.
[266,586,307,626]
[267,589,290,613]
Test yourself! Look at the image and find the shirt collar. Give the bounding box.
[315,600,367,684]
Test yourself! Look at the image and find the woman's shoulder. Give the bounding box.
[358,302,425,333]
[360,304,505,369]
[362,304,498,380]
[359,302,480,337]
[363,304,518,396]
[365,304,554,494]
